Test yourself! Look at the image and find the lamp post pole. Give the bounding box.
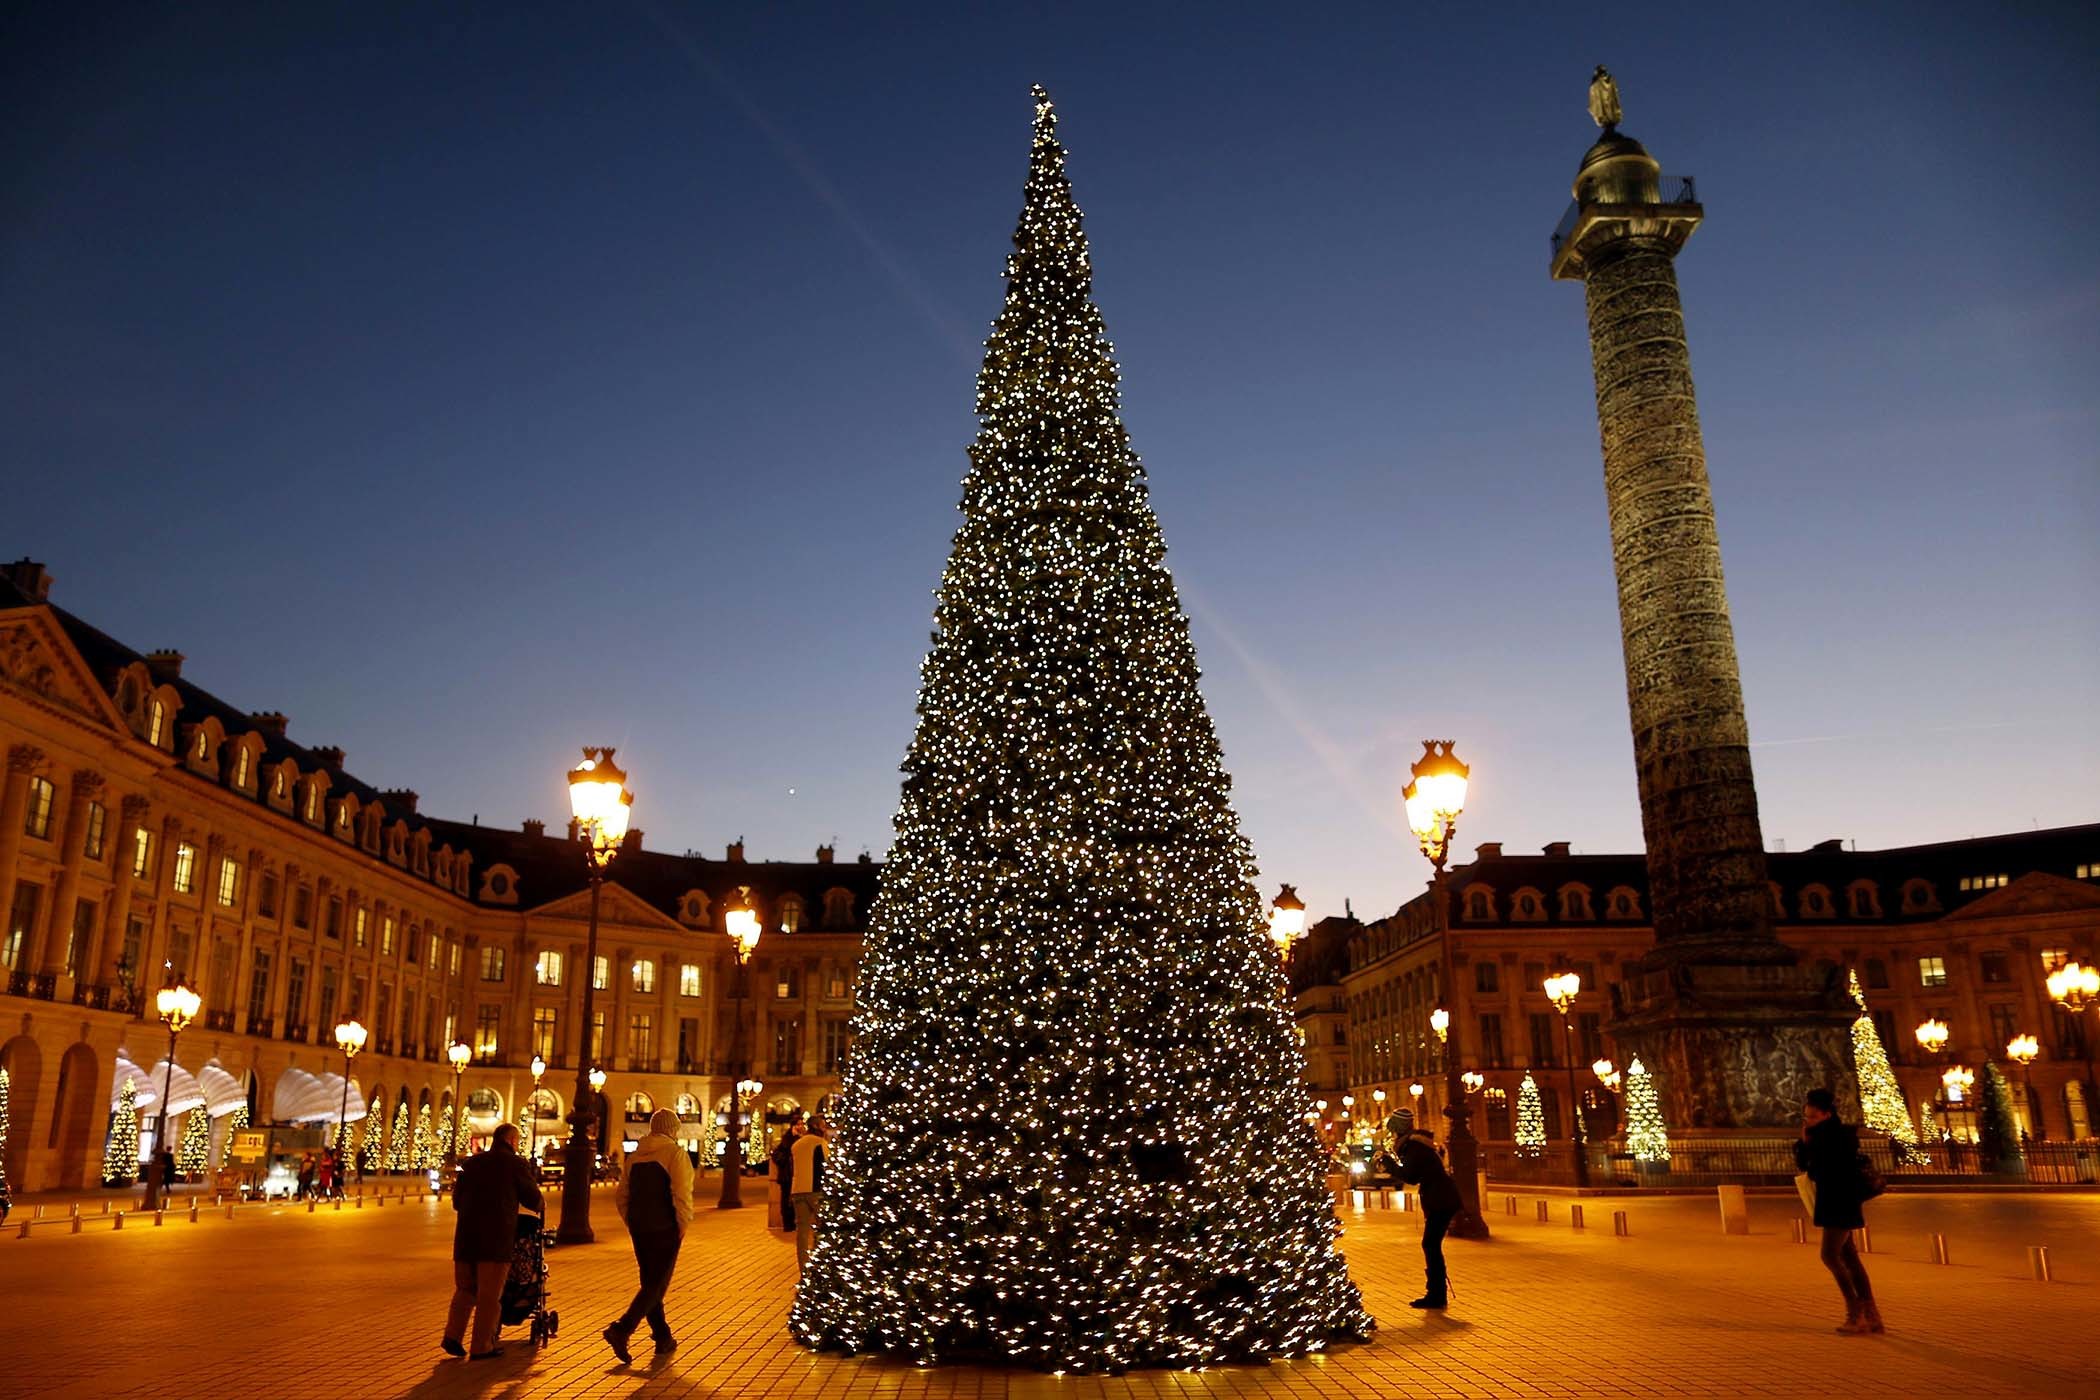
[527,1055,546,1171]
[335,1020,367,1180]
[555,747,633,1246]
[717,890,762,1209]
[143,982,200,1211]
[1404,739,1487,1239]
[2007,1036,2039,1141]
[445,1042,471,1180]
[1545,972,1589,1187]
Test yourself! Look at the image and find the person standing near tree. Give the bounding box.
[602,1109,694,1363]
[1379,1107,1462,1309]
[1794,1088,1884,1335]
[771,1109,806,1233]
[790,1114,829,1272]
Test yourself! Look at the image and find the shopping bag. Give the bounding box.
[1793,1171,1816,1217]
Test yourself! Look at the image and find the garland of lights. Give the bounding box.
[1624,1058,1670,1163]
[787,86,1369,1373]
[104,1079,139,1187]
[1847,971,1922,1161]
[437,1105,455,1163]
[1515,1074,1546,1158]
[0,1068,11,1201]
[178,1105,211,1178]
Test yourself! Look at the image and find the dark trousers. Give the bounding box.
[612,1227,683,1340]
[1819,1227,1873,1303]
[1422,1206,1457,1286]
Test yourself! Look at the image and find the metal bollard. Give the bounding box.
[72,1215,82,1234]
[2028,1246,2053,1282]
[188,1202,199,1223]
[354,1196,362,1210]
[15,1221,27,1239]
[1856,1226,1872,1254]
[333,1199,343,1212]
[1571,1204,1585,1231]
[225,1203,236,1219]
[1535,1200,1550,1222]
[1613,1210,1629,1237]
[154,1209,164,1227]
[1931,1233,1950,1265]
[1791,1218,1808,1244]
[70,1203,80,1220]
[1506,1195,1517,1216]
[113,1211,124,1230]
[307,1198,316,1213]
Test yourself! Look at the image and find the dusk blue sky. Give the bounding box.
[7,3,2096,922]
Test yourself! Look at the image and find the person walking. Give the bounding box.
[602,1108,694,1363]
[316,1148,336,1200]
[789,1113,829,1272]
[1380,1107,1462,1309]
[442,1122,544,1360]
[1794,1087,1884,1335]
[771,1109,806,1233]
[294,1151,314,1201]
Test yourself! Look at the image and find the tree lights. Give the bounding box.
[1623,1058,1670,1163]
[787,87,1368,1372]
[1848,971,1922,1161]
[104,1079,139,1187]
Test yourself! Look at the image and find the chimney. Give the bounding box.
[522,819,546,839]
[1542,841,1571,858]
[379,788,419,814]
[145,649,185,682]
[1809,838,1845,854]
[567,817,582,842]
[3,558,53,601]
[1474,842,1503,860]
[309,745,345,769]
[727,838,746,863]
[621,828,643,853]
[816,844,835,865]
[249,711,288,738]
[857,850,873,865]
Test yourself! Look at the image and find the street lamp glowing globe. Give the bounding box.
[1267,884,1307,957]
[156,981,202,1033]
[1461,1071,1484,1094]
[567,747,634,863]
[530,1054,546,1081]
[588,1067,608,1093]
[1403,740,1470,869]
[724,887,764,964]
[1543,970,1581,1015]
[449,1041,472,1070]
[1914,1018,1950,1056]
[334,1019,368,1058]
[1941,1065,1974,1102]
[1429,1006,1450,1043]
[2006,1034,2039,1066]
[2047,961,2097,1012]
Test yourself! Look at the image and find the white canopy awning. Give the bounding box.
[111,1056,161,1113]
[144,1058,204,1116]
[197,1061,248,1117]
[270,1066,367,1123]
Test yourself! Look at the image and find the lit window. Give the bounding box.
[535,950,563,986]
[2040,948,2068,972]
[780,895,804,934]
[353,907,368,947]
[303,784,319,823]
[84,801,107,860]
[131,827,153,879]
[216,857,239,907]
[531,1007,557,1060]
[592,955,609,991]
[448,939,460,976]
[234,746,251,789]
[381,916,396,956]
[272,768,287,800]
[147,699,166,748]
[827,969,849,999]
[23,777,54,839]
[172,842,197,895]
[679,963,702,997]
[2077,863,2099,880]
[194,732,208,761]
[632,959,655,993]
[776,965,800,1000]
[1918,956,1948,988]
[480,945,506,982]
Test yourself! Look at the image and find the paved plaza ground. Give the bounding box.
[2,1183,2094,1398]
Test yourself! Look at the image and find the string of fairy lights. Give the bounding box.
[788,86,1369,1373]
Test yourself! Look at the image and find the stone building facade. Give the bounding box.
[1334,827,2100,1147]
[0,560,878,1191]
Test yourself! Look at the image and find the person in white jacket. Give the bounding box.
[603,1108,694,1362]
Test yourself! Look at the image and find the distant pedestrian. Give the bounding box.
[771,1109,806,1232]
[1794,1087,1884,1335]
[442,1122,544,1360]
[790,1114,829,1271]
[1380,1108,1461,1309]
[317,1150,336,1199]
[295,1152,315,1200]
[602,1109,695,1363]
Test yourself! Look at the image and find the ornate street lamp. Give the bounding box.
[1401,739,1486,1238]
[717,887,764,1209]
[444,1041,471,1178]
[555,746,632,1245]
[1461,1070,1485,1095]
[1939,1064,1975,1142]
[527,1053,547,1170]
[2045,961,2098,1113]
[335,1019,367,1177]
[1592,1058,1622,1092]
[143,980,201,1210]
[1914,1017,1950,1058]
[2007,1034,2040,1140]
[1268,885,1307,961]
[1544,969,1590,1187]
[1429,1007,1449,1045]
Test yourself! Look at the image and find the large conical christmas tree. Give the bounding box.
[790,87,1369,1373]
[1847,970,1922,1161]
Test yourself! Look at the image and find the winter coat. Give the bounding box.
[1388,1130,1462,1214]
[1793,1117,1866,1230]
[451,1141,544,1262]
[617,1129,694,1235]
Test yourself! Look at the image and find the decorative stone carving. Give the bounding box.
[8,742,46,773]
[72,770,106,801]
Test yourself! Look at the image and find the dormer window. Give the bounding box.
[1463,887,1496,921]
[823,887,855,929]
[679,890,711,928]
[272,768,288,801]
[233,745,251,791]
[1800,884,1835,919]
[193,732,208,761]
[302,783,320,824]
[1558,884,1594,921]
[780,894,805,934]
[1606,887,1642,920]
[147,699,167,748]
[1510,887,1545,922]
[1847,881,1882,919]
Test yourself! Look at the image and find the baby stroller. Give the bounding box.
[501,1209,560,1347]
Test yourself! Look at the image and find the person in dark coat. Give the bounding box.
[443,1122,544,1359]
[603,1109,694,1362]
[770,1109,805,1233]
[1793,1087,1882,1334]
[1380,1107,1462,1309]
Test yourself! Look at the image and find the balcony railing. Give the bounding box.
[1549,175,1699,257]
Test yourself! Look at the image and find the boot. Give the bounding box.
[1835,1296,1870,1335]
[1409,1272,1448,1310]
[1859,1296,1885,1334]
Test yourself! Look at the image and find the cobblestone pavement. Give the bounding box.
[1,1185,2093,1398]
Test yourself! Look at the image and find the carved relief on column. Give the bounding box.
[6,743,46,773]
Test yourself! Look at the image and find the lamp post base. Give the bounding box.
[554,1134,596,1245]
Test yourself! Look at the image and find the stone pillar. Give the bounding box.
[610,943,631,1072]
[35,769,103,980]
[0,745,42,978]
[140,814,185,993]
[95,794,151,1000]
[1551,78,1853,1129]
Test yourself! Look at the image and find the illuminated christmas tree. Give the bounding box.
[454,1103,471,1158]
[1514,1074,1546,1158]
[790,88,1368,1372]
[223,1102,249,1172]
[437,1105,455,1161]
[356,1103,381,1172]
[1847,970,1923,1162]
[178,1106,211,1178]
[411,1105,434,1171]
[1977,1062,2023,1172]
[0,1068,12,1201]
[1624,1058,1670,1163]
[103,1079,139,1187]
[386,1100,410,1172]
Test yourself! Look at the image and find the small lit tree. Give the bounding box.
[356,1103,381,1172]
[177,1105,211,1178]
[1977,1062,2023,1173]
[386,1100,411,1172]
[1515,1073,1546,1158]
[437,1104,455,1162]
[0,1067,12,1202]
[103,1079,139,1187]
[411,1104,434,1171]
[1624,1057,1671,1163]
[1848,970,1923,1162]
[222,1102,249,1172]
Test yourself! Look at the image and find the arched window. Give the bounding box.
[1464,887,1496,922]
[625,1091,655,1121]
[1899,878,1940,915]
[1510,887,1546,922]
[1800,884,1835,919]
[822,887,855,929]
[1558,884,1594,921]
[1847,881,1882,919]
[680,890,711,929]
[1605,886,1642,920]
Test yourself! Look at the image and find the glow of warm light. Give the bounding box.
[1429,1007,1449,1043]
[1314,1099,1328,1112]
[737,1077,763,1099]
[1402,741,1469,866]
[1461,1071,1485,1094]
[1267,884,1307,954]
[1592,1057,1621,1090]
[1408,1083,1423,1100]
[725,886,763,964]
[156,982,201,1032]
[566,747,634,862]
[1941,1065,1975,1101]
[448,1041,472,1070]
[2047,961,2098,1011]
[1371,1089,1386,1104]
[529,1054,546,1080]
[334,1019,368,1057]
[2006,1034,2039,1066]
[1341,1094,1354,1108]
[1543,970,1581,1014]
[1914,1018,1950,1054]
[588,1067,607,1092]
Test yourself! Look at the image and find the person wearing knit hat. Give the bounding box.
[1380,1105,1463,1309]
[604,1107,695,1362]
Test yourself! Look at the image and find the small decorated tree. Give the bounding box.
[437,1105,455,1162]
[0,1067,13,1203]
[1624,1057,1671,1163]
[177,1105,211,1178]
[1848,970,1924,1163]
[386,1101,411,1172]
[411,1104,434,1171]
[1515,1073,1546,1158]
[1977,1062,2023,1173]
[222,1102,249,1172]
[103,1079,139,1187]
[356,1104,381,1173]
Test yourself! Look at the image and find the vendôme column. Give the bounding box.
[1551,69,1854,1131]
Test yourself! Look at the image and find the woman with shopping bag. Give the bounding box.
[1793,1087,1884,1335]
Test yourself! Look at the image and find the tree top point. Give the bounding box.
[1031,84,1056,135]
